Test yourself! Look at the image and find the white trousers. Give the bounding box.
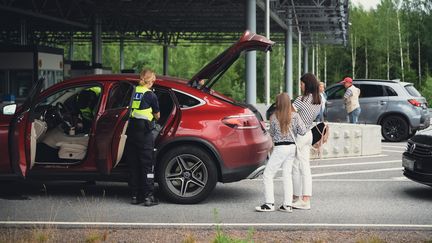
[262,144,296,205]
[292,130,313,197]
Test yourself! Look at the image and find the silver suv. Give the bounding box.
[325,79,430,142]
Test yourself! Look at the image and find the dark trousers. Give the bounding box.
[125,119,155,196]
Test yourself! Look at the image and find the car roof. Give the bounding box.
[353,79,413,86]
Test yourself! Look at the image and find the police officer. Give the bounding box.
[125,68,160,206]
[76,86,101,133]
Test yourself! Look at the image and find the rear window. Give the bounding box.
[174,91,201,108]
[404,84,422,97]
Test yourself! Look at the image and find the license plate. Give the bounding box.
[402,157,415,171]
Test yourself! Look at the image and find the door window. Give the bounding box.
[106,82,133,110]
[154,88,174,126]
[326,85,345,100]
[358,84,384,98]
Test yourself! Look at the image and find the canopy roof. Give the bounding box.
[0,0,349,46]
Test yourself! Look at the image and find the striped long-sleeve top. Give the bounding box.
[269,112,307,143]
[293,94,322,130]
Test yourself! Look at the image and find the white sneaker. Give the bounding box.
[278,205,293,213]
[255,203,275,212]
[292,199,311,210]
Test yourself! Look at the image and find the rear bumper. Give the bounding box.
[221,159,267,183]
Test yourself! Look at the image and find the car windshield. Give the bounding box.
[404,84,422,97]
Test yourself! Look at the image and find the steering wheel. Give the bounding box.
[55,102,73,129]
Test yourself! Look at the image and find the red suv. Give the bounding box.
[0,31,273,204]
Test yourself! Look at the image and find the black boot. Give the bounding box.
[143,194,159,207]
[130,192,141,205]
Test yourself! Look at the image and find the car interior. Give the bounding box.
[30,85,102,166]
[28,82,175,169]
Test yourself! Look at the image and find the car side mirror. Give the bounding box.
[2,104,17,115]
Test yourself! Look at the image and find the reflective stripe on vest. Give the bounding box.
[131,86,153,120]
[80,107,93,121]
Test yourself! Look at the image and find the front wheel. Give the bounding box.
[157,145,217,204]
[381,115,409,142]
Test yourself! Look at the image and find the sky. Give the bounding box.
[351,0,380,10]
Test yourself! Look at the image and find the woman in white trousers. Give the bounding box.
[292,73,322,210]
[256,93,306,212]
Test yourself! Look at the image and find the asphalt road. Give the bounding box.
[1,141,431,230]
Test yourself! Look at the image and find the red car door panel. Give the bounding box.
[94,107,129,174]
[9,78,44,177]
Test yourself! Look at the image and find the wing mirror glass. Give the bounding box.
[2,104,17,115]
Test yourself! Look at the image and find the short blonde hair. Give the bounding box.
[139,68,156,86]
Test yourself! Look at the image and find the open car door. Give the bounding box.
[94,107,129,175]
[9,78,45,177]
[188,30,274,89]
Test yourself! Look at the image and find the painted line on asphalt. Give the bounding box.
[311,160,400,168]
[313,178,409,182]
[382,149,405,153]
[312,167,402,177]
[0,221,431,229]
[312,154,387,161]
[382,145,406,148]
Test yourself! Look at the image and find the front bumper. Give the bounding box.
[402,153,432,186]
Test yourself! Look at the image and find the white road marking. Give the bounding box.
[382,149,405,153]
[312,154,387,161]
[382,145,406,148]
[311,160,400,168]
[312,167,402,177]
[313,179,409,182]
[0,221,431,229]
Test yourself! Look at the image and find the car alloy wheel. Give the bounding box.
[381,115,409,142]
[158,146,217,204]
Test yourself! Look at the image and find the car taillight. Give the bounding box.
[222,114,260,129]
[408,99,421,107]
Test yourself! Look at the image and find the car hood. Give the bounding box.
[188,30,274,88]
[410,127,432,146]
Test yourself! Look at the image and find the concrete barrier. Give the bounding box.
[314,123,381,159]
[254,103,382,159]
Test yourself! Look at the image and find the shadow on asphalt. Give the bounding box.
[403,185,432,201]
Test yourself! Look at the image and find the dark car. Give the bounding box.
[0,31,273,204]
[325,79,430,142]
[402,127,432,186]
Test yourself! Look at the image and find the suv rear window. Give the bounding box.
[404,84,422,97]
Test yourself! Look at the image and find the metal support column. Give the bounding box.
[311,45,315,75]
[68,35,74,61]
[303,46,309,73]
[92,15,102,67]
[285,17,293,97]
[163,45,169,75]
[298,31,302,96]
[120,37,124,71]
[20,19,27,45]
[246,0,256,105]
[264,0,270,105]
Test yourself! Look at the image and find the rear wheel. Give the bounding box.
[381,115,409,142]
[157,145,217,204]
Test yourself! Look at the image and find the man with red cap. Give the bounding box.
[341,77,361,123]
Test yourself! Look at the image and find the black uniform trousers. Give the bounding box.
[125,118,155,196]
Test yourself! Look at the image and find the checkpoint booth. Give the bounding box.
[0,46,64,103]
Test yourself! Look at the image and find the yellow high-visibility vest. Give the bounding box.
[130,86,153,120]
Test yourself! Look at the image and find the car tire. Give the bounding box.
[381,115,409,142]
[157,145,217,204]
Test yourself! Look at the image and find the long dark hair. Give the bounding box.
[300,73,321,105]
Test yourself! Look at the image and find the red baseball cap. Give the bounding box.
[340,77,353,84]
